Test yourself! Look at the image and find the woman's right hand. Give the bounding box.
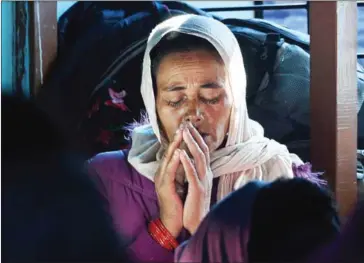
[154,128,184,238]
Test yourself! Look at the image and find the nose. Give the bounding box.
[184,114,202,124]
[183,104,204,126]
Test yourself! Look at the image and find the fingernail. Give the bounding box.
[186,122,193,130]
[174,149,180,158]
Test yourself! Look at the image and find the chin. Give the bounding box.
[213,137,227,151]
[207,142,219,153]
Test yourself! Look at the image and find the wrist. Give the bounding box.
[185,223,199,236]
[160,218,182,238]
[148,218,180,251]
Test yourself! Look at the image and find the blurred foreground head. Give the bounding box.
[2,94,127,262]
[248,177,341,263]
[175,177,340,263]
[2,94,66,163]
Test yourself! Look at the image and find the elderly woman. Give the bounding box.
[87,14,311,262]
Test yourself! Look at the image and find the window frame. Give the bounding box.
[200,1,364,59]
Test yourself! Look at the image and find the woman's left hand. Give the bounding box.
[180,122,213,235]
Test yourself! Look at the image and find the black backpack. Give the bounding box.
[37,1,364,161]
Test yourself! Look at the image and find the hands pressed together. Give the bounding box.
[154,122,213,238]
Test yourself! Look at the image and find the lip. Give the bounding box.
[180,122,209,140]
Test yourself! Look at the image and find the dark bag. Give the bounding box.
[37,1,364,160]
[224,18,364,159]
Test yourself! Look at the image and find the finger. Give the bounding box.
[180,150,199,186]
[186,122,210,163]
[160,128,183,173]
[163,149,181,184]
[182,128,206,177]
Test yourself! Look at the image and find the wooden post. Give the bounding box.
[30,1,58,96]
[11,1,57,97]
[310,2,358,219]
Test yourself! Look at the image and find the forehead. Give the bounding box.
[156,50,226,80]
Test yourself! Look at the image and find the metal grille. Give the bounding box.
[201,1,364,59]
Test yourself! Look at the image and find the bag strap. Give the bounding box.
[247,33,284,104]
[150,2,171,20]
[263,33,284,77]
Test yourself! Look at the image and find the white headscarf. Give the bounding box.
[128,14,303,201]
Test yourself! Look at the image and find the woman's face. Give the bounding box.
[155,49,233,152]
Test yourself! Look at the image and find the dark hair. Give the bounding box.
[150,32,222,94]
[247,178,341,263]
[2,95,127,262]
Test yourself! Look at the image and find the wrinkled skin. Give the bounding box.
[155,49,233,154]
[153,49,233,236]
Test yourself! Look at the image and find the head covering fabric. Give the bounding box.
[128,14,303,200]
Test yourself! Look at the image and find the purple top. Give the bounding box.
[175,181,267,263]
[87,150,322,263]
[87,150,220,263]
[307,201,364,263]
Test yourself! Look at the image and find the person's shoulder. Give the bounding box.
[87,150,157,199]
[88,150,127,164]
[261,155,295,180]
[87,150,133,184]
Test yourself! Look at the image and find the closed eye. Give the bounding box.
[166,99,184,108]
[200,82,223,89]
[200,96,221,105]
[165,95,221,107]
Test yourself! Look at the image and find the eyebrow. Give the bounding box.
[164,82,223,92]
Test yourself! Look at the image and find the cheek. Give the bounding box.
[204,98,232,136]
[156,104,186,141]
